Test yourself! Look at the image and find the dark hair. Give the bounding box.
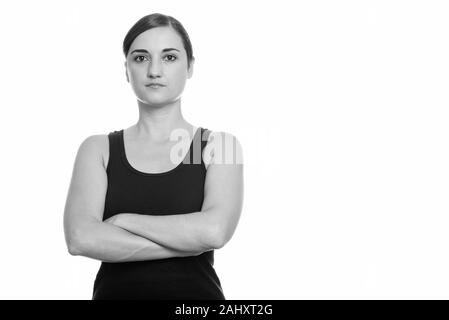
[123,13,194,69]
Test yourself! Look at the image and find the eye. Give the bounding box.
[134,55,147,62]
[164,54,177,62]
[133,54,177,63]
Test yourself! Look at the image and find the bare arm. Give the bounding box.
[108,131,244,252]
[70,217,204,263]
[63,135,205,263]
[105,211,216,253]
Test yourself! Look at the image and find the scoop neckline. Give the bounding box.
[119,127,202,176]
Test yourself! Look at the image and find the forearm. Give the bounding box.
[70,219,205,263]
[111,212,219,252]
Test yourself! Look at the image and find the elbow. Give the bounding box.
[67,242,81,256]
[66,234,82,256]
[65,228,87,256]
[64,219,99,256]
[207,224,227,250]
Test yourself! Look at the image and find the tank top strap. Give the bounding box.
[201,127,212,150]
[184,127,211,166]
[105,130,122,173]
[200,127,212,167]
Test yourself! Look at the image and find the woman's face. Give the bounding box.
[125,26,193,106]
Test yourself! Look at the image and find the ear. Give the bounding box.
[124,61,129,82]
[187,57,195,79]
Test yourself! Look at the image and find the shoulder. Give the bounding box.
[203,130,243,167]
[77,134,109,169]
[206,130,242,147]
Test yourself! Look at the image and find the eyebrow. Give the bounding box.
[130,48,180,54]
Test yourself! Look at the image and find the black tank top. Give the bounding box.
[92,127,225,300]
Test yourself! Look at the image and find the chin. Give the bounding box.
[138,96,172,107]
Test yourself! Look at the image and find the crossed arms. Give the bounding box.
[63,132,243,263]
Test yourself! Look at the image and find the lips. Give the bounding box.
[145,83,166,87]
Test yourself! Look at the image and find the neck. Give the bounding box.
[130,99,194,143]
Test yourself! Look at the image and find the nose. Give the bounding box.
[147,59,162,78]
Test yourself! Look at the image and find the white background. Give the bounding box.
[0,0,448,299]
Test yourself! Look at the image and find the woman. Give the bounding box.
[63,13,244,300]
